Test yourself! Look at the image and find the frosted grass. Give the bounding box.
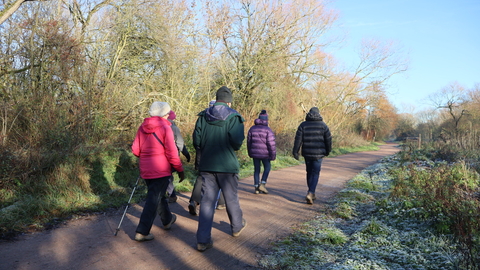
[258,155,465,270]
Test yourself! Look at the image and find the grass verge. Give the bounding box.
[258,153,478,269]
[0,142,380,239]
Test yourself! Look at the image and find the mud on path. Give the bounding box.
[0,144,400,270]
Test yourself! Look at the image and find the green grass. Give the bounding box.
[329,142,381,157]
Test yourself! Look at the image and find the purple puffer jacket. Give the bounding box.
[247,118,276,160]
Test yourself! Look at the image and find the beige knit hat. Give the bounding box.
[149,101,171,117]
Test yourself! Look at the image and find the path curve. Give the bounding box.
[0,144,400,270]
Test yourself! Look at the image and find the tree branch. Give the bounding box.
[0,64,39,77]
[0,0,47,25]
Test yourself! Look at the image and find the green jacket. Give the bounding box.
[193,102,245,173]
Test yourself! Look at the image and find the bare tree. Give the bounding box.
[201,0,338,119]
[430,82,469,129]
[428,82,474,146]
[311,39,407,145]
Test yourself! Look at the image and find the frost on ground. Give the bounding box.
[258,155,465,270]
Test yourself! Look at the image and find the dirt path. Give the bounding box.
[0,144,400,270]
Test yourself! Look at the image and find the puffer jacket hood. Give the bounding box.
[254,118,268,126]
[306,107,323,122]
[139,116,171,134]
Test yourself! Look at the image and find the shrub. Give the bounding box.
[390,160,480,266]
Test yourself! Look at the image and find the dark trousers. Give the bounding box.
[196,172,243,244]
[253,158,271,186]
[190,174,225,205]
[136,176,173,235]
[305,158,323,194]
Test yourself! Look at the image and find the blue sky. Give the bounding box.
[326,0,480,113]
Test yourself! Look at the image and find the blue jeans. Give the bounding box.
[197,172,243,244]
[253,158,271,186]
[305,158,323,194]
[136,176,173,235]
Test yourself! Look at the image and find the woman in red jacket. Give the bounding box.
[131,101,185,241]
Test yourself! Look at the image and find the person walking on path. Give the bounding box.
[193,86,247,251]
[188,100,226,216]
[166,109,191,203]
[131,101,185,241]
[247,109,276,194]
[292,107,332,205]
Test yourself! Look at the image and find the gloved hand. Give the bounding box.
[293,153,299,160]
[181,146,191,162]
[178,171,185,182]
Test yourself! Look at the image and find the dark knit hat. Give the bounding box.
[309,107,320,114]
[259,110,268,120]
[216,86,233,103]
[168,110,176,120]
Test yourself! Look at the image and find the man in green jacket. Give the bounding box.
[193,86,247,251]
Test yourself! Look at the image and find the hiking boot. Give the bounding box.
[169,195,178,203]
[258,184,269,194]
[254,186,260,194]
[197,241,213,252]
[216,204,226,210]
[188,201,199,216]
[163,214,177,230]
[232,219,247,237]
[305,192,314,204]
[134,233,154,242]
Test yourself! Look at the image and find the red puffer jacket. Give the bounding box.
[131,116,183,179]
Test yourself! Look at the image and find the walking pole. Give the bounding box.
[114,176,141,236]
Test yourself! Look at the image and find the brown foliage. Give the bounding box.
[0,0,412,195]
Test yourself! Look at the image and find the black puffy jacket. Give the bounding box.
[292,108,332,160]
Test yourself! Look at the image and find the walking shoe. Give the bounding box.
[134,233,154,242]
[197,241,213,252]
[305,192,314,204]
[188,201,199,216]
[169,195,178,203]
[163,214,177,230]
[232,219,247,237]
[254,186,260,194]
[216,204,226,210]
[258,184,269,194]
